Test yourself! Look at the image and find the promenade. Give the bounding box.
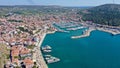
[34,33,48,68]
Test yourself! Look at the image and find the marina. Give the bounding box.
[41,45,60,64]
[41,30,120,68]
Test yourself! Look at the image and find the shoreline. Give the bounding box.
[96,27,120,35]
[34,30,56,68]
[71,27,120,39]
[35,33,48,68]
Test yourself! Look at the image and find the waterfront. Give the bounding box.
[36,33,48,68]
[42,30,120,68]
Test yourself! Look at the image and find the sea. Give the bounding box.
[41,29,120,68]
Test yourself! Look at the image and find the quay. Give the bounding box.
[34,33,48,68]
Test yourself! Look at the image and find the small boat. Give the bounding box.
[43,50,52,53]
[42,45,52,53]
[44,55,60,64]
[47,57,60,64]
[42,45,52,50]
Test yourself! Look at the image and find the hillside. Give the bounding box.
[79,4,120,26]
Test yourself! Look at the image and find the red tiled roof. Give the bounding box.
[20,48,30,55]
[23,57,34,65]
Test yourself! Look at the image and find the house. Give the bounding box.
[19,47,31,58]
[23,57,34,68]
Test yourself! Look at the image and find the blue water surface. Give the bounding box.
[42,30,120,68]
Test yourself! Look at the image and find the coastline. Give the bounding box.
[34,30,56,68]
[35,33,48,68]
[96,27,120,35]
[71,27,120,39]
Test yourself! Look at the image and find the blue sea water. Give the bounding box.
[41,30,120,68]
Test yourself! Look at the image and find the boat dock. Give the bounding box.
[41,45,60,64]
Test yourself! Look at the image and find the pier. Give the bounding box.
[71,28,95,39]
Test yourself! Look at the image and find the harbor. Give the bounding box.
[41,29,120,68]
[35,21,120,68]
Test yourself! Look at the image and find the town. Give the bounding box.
[0,6,82,68]
[0,5,120,68]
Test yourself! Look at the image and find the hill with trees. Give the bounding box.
[79,4,120,26]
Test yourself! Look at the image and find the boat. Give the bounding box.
[41,45,52,53]
[44,55,60,64]
[43,50,52,53]
[67,26,85,31]
[42,45,52,50]
[47,57,60,64]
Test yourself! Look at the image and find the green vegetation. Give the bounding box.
[18,27,28,32]
[7,19,23,22]
[18,27,33,35]
[20,56,26,60]
[0,44,10,68]
[15,66,21,68]
[27,45,35,49]
[32,62,38,68]
[78,4,120,26]
[14,56,19,59]
[35,29,41,34]
[6,54,10,59]
[0,5,84,18]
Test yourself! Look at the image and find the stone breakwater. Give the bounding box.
[71,28,95,39]
[71,27,120,39]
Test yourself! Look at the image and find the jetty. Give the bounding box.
[71,28,95,39]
